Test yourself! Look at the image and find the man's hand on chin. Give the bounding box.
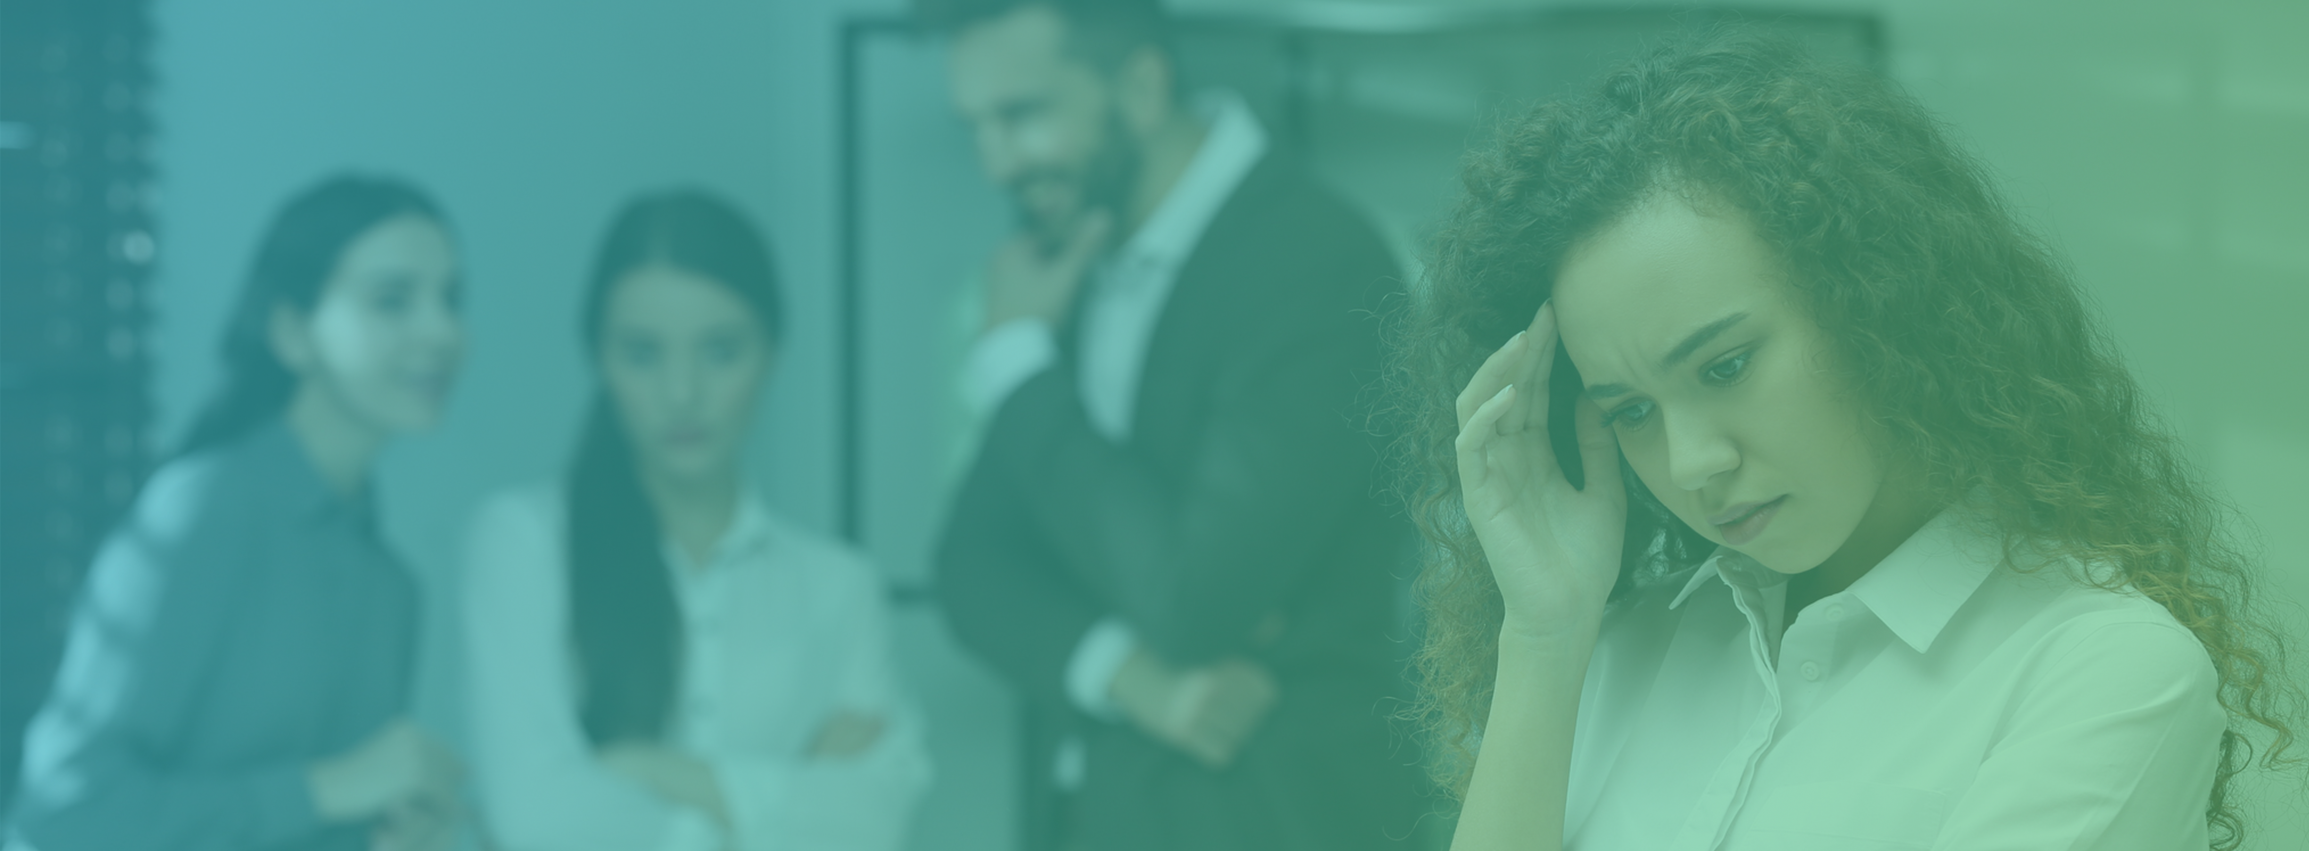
[983,209,1111,333]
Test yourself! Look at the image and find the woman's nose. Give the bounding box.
[1664,411,1740,491]
[661,355,705,408]
[414,295,464,359]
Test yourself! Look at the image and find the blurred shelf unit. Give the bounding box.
[0,0,159,812]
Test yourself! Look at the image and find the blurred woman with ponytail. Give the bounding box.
[460,189,928,851]
[7,174,467,851]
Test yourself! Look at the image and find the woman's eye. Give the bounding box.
[1608,399,1654,430]
[1704,351,1751,385]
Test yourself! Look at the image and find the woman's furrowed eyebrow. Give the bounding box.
[1584,381,1634,402]
[1583,310,1751,401]
[1659,311,1749,371]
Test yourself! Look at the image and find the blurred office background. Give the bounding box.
[3,0,2304,848]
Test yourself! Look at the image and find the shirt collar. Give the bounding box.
[1845,502,2002,654]
[1111,90,1267,272]
[1667,499,2002,655]
[662,490,777,578]
[1669,548,1782,610]
[1671,565,1716,610]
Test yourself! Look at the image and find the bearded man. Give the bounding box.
[922,1,1424,849]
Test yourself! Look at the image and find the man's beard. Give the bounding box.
[1009,109,1140,255]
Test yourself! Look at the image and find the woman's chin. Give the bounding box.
[339,396,443,441]
[643,447,735,486]
[1741,536,1837,577]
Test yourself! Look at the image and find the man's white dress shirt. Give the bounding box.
[959,92,1268,735]
[461,485,930,851]
[1564,501,2224,850]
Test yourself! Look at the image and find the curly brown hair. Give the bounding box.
[1386,31,2302,847]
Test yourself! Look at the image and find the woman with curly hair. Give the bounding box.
[1392,33,2300,851]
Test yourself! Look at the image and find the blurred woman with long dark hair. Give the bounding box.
[7,174,467,851]
[461,189,928,851]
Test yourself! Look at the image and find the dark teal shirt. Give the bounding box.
[7,420,419,851]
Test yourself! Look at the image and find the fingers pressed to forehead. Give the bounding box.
[1520,301,1558,432]
[1463,384,1515,443]
[1456,330,1528,430]
[1572,395,1611,447]
[1572,396,1624,495]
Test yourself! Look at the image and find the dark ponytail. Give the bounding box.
[178,174,446,457]
[567,190,784,745]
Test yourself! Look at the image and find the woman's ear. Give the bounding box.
[269,303,317,378]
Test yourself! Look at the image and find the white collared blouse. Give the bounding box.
[1562,504,2225,850]
[462,485,930,851]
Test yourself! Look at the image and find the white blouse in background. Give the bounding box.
[461,485,931,851]
[1563,503,2225,850]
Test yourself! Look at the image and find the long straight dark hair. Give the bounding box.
[179,174,446,457]
[568,190,785,745]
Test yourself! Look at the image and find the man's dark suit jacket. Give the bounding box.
[937,156,1423,851]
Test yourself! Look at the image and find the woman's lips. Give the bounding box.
[1714,495,1787,547]
[666,429,708,446]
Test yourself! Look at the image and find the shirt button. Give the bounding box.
[1800,661,1822,681]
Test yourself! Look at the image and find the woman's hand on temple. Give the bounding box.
[1454,301,1627,642]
